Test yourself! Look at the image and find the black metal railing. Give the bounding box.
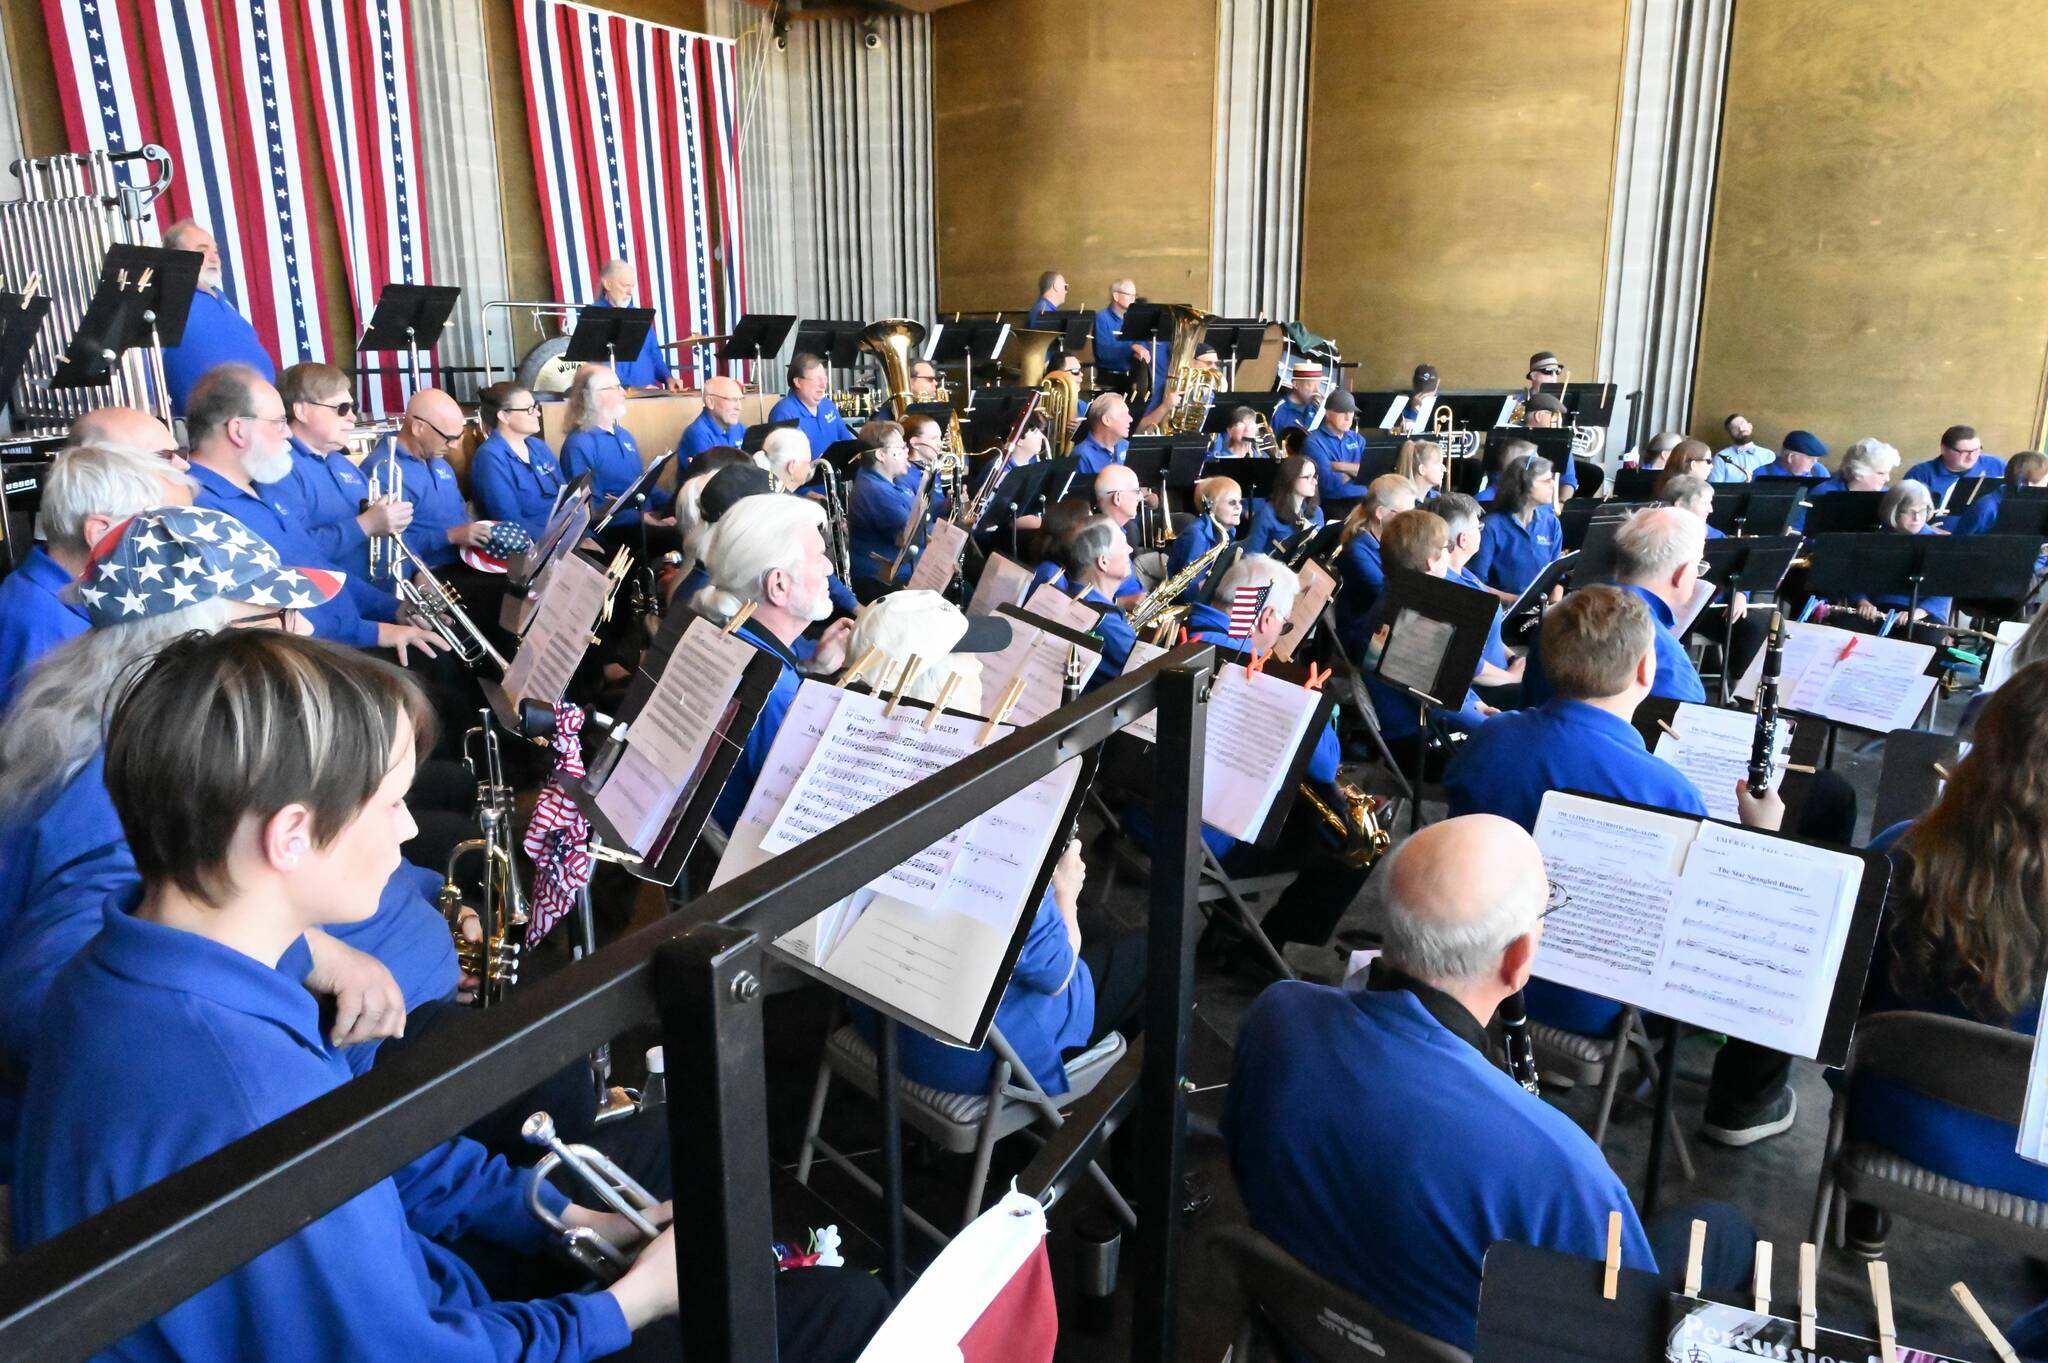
[0,644,1214,1363]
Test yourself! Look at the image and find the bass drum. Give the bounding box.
[514,337,582,395]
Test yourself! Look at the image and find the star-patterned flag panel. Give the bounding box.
[78,506,343,628]
[516,1,746,385]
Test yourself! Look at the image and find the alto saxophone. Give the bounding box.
[1128,538,1229,635]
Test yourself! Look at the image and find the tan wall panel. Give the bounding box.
[1691,1,2048,460]
[932,0,1217,316]
[1298,0,1627,391]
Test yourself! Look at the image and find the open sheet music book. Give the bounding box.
[501,552,610,711]
[1651,701,1792,824]
[1531,791,1880,1062]
[1732,620,1937,733]
[1273,558,1335,663]
[967,552,1035,617]
[906,518,969,593]
[712,679,1082,1048]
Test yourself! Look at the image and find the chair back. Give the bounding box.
[1870,729,1960,836]
[1212,1225,1472,1363]
[1847,1010,2033,1125]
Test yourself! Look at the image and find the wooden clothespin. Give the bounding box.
[922,673,961,731]
[19,270,40,305]
[1869,1259,1897,1363]
[1303,663,1332,691]
[977,675,1026,745]
[1656,717,1683,741]
[1682,1219,1706,1298]
[114,268,128,290]
[1951,1282,2022,1363]
[840,645,883,689]
[1933,761,1952,783]
[1602,1210,1623,1301]
[134,266,153,290]
[1798,1242,1817,1349]
[1752,1241,1772,1316]
[1176,625,1190,646]
[885,654,923,717]
[1785,762,1818,775]
[720,599,757,636]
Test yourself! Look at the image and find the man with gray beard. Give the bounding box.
[156,220,277,415]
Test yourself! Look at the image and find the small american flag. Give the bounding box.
[1227,584,1271,638]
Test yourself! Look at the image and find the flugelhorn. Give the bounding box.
[439,715,527,1006]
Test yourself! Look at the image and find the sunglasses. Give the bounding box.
[305,398,357,419]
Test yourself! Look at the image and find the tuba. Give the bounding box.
[1013,327,1061,389]
[1037,368,1079,461]
[1157,304,1216,436]
[858,318,927,421]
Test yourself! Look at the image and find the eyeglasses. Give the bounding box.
[1537,882,1573,920]
[1695,558,1712,575]
[248,411,291,431]
[304,398,357,419]
[228,608,299,632]
[412,415,465,443]
[499,402,539,416]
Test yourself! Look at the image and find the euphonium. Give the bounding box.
[858,317,927,420]
[1128,537,1228,634]
[1158,303,1216,436]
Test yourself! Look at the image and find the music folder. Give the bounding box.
[1369,567,1498,712]
[1505,550,1579,623]
[740,418,799,454]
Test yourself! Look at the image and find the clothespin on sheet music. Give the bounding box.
[1951,1282,2022,1363]
[1869,1260,1897,1363]
[1247,649,1270,678]
[19,270,38,305]
[1303,663,1331,691]
[1752,1241,1772,1315]
[1933,761,1952,784]
[840,645,883,690]
[1657,718,1682,742]
[134,266,153,290]
[1798,1242,1817,1349]
[1682,1219,1706,1298]
[720,600,757,636]
[1602,1210,1623,1301]
[885,655,923,717]
[922,673,962,731]
[977,676,1026,745]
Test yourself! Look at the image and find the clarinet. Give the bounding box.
[1748,609,1786,797]
[1499,991,1541,1095]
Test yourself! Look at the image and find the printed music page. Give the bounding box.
[1732,620,1936,732]
[979,613,1102,726]
[1022,581,1103,636]
[503,553,611,709]
[967,553,1034,617]
[1119,640,1171,743]
[1531,794,1691,999]
[1201,662,1322,842]
[1672,578,1718,637]
[1652,701,1792,824]
[907,519,969,593]
[593,616,757,853]
[1377,608,1456,700]
[1273,559,1336,662]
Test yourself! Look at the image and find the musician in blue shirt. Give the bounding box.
[1522,506,1709,707]
[675,373,748,463]
[769,352,856,455]
[1356,511,1498,754]
[1091,278,1161,394]
[1332,475,1420,661]
[274,362,410,590]
[1754,429,1828,481]
[590,258,679,391]
[562,364,678,551]
[1850,482,1953,627]
[1065,515,1138,686]
[1302,388,1369,499]
[157,221,277,414]
[1165,476,1241,603]
[1948,449,2048,536]
[846,422,933,586]
[1239,455,1323,556]
[1468,451,1562,603]
[1026,269,1066,330]
[470,382,567,540]
[1072,393,1133,476]
[362,389,495,577]
[1905,423,2006,503]
[1269,361,1323,434]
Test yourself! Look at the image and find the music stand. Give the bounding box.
[1370,566,1498,821]
[1936,473,1996,514]
[1992,492,2048,535]
[740,418,798,455]
[962,386,1035,453]
[0,287,51,423]
[1207,389,1282,422]
[510,473,594,595]
[1800,490,1883,535]
[1123,436,1205,493]
[719,313,796,389]
[1202,457,1287,501]
[1606,467,1664,502]
[590,449,678,539]
[1708,482,1804,537]
[1558,498,1600,551]
[358,282,461,396]
[51,245,200,425]
[1200,317,1265,386]
[1695,536,1802,701]
[1431,390,1516,432]
[1535,379,1616,433]
[1113,303,1175,381]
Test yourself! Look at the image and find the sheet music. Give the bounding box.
[979,612,1102,726]
[592,617,756,852]
[1378,608,1455,699]
[1120,640,1171,743]
[1274,559,1335,663]
[967,553,1034,617]
[1201,662,1322,842]
[2019,963,2048,1165]
[1532,792,1865,1058]
[1022,582,1102,636]
[1653,701,1793,824]
[502,553,610,709]
[906,518,969,593]
[1377,395,1406,430]
[1672,578,1718,636]
[1733,620,1937,733]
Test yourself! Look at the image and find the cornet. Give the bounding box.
[521,1110,665,1282]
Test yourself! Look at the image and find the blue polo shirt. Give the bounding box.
[367,438,471,572]
[265,438,394,624]
[848,466,924,582]
[1240,500,1321,556]
[159,288,276,415]
[675,408,746,463]
[767,393,854,455]
[470,432,566,540]
[1165,515,1232,602]
[1619,583,1707,702]
[14,897,623,1362]
[1303,425,1369,499]
[191,463,380,648]
[0,546,87,709]
[562,424,668,526]
[1092,307,1136,373]
[1270,397,1318,433]
[1905,454,2007,502]
[1026,297,1058,329]
[1470,505,1562,596]
[1072,434,1126,477]
[1755,459,1825,480]
[1333,531,1387,662]
[1858,524,1953,623]
[1450,564,1511,670]
[1226,980,1655,1353]
[1078,585,1135,687]
[587,295,671,388]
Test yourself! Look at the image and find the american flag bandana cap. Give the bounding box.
[522,702,594,945]
[461,520,535,575]
[78,507,345,628]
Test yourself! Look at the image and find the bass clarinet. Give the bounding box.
[1748,609,1786,797]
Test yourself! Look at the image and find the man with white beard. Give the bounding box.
[157,221,278,416]
[184,364,440,661]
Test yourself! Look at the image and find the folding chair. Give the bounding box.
[1211,1225,1472,1362]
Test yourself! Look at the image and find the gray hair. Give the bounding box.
[1613,506,1706,584]
[1378,838,1546,982]
[1837,437,1901,485]
[564,364,617,432]
[1435,491,1482,542]
[0,599,236,821]
[761,427,812,479]
[184,363,267,449]
[39,443,195,555]
[1212,553,1298,622]
[693,492,826,621]
[1880,479,1933,527]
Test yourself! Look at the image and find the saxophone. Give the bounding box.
[1128,538,1229,636]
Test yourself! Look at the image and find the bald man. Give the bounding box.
[362,388,492,581]
[1090,464,1146,603]
[676,374,748,464]
[155,220,276,415]
[1227,815,1752,1352]
[590,258,680,391]
[66,406,188,471]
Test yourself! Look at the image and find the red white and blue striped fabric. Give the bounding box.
[516,1,746,385]
[44,0,334,369]
[300,0,433,414]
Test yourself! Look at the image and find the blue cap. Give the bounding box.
[79,506,343,628]
[1782,430,1827,459]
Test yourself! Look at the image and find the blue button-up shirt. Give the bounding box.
[1303,425,1369,499]
[1072,434,1127,477]
[160,288,276,415]
[1905,454,2007,501]
[767,393,854,455]
[470,432,566,540]
[587,296,671,388]
[675,408,746,464]
[1470,505,1563,597]
[0,546,87,709]
[1092,306,1136,372]
[562,424,668,526]
[191,463,380,647]
[1709,443,1775,483]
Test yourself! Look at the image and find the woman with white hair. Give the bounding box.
[1840,480,1951,630]
[1812,436,1900,497]
[561,362,678,553]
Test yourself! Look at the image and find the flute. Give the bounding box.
[1748,609,1786,797]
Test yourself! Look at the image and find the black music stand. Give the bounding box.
[1606,467,1664,502]
[1034,308,1095,358]
[1558,499,1601,551]
[1708,481,1804,537]
[1431,390,1517,432]
[739,418,798,455]
[1486,426,1573,481]
[358,282,461,395]
[1123,436,1205,493]
[591,449,678,543]
[1570,514,1629,582]
[51,245,201,410]
[1370,566,1498,826]
[0,286,51,422]
[1936,473,1996,514]
[1801,490,1883,535]
[1207,388,1283,422]
[563,302,653,374]
[1200,317,1265,385]
[961,386,1034,453]
[789,320,864,375]
[929,318,1011,407]
[1993,491,2048,535]
[1202,457,1288,501]
[719,312,796,388]
[1535,379,1616,433]
[1695,536,1802,701]
[1504,549,1580,639]
[1804,534,1959,642]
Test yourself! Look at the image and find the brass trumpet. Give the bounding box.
[439,716,528,1006]
[366,449,404,585]
[390,537,509,673]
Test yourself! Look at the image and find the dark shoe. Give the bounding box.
[1701,1086,1797,1148]
[1844,1203,1889,1260]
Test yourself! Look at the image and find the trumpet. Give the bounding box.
[1300,781,1392,868]
[366,449,404,585]
[521,1110,664,1282]
[389,537,509,673]
[438,716,528,1006]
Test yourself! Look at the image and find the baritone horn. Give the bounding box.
[1158,303,1215,436]
[858,317,927,421]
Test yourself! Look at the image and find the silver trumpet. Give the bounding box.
[438,716,528,1006]
[366,450,404,585]
[390,536,510,673]
[521,1110,665,1283]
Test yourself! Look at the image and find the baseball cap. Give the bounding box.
[78,506,343,627]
